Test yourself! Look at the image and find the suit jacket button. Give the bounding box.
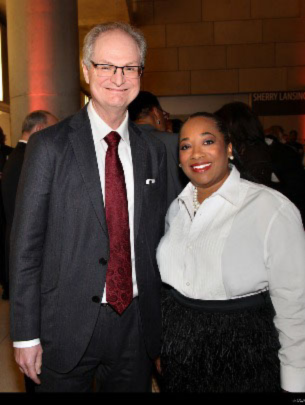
[92,296,100,303]
[99,258,107,265]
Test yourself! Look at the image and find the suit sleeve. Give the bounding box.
[10,133,53,341]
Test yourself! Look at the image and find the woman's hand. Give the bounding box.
[155,357,162,374]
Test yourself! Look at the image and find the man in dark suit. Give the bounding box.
[10,22,167,392]
[129,91,187,209]
[2,110,57,392]
[1,110,58,302]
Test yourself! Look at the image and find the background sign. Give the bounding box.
[251,91,305,116]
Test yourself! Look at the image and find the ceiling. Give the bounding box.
[0,0,132,93]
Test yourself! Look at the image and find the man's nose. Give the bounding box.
[110,67,125,86]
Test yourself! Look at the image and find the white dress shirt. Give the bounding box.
[157,165,305,392]
[14,101,138,348]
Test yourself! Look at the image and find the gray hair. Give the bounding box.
[22,110,52,133]
[82,22,147,68]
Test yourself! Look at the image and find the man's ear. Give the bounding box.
[82,62,90,84]
[151,106,160,121]
[35,124,44,133]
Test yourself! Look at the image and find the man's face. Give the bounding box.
[82,30,141,117]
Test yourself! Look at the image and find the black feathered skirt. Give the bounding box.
[160,285,281,393]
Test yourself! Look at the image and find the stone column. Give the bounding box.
[7,0,80,145]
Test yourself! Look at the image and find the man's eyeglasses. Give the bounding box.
[91,61,144,78]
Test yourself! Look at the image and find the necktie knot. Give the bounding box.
[105,131,121,148]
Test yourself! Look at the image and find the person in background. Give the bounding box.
[1,110,58,392]
[1,110,58,302]
[265,125,305,225]
[215,102,273,186]
[287,129,304,164]
[0,127,13,177]
[157,112,305,393]
[129,91,187,209]
[166,118,184,134]
[0,127,12,300]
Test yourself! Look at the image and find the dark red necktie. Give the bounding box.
[104,131,133,314]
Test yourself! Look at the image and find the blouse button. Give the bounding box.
[186,282,190,286]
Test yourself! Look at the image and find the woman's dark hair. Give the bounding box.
[215,102,265,156]
[215,102,270,183]
[184,112,231,146]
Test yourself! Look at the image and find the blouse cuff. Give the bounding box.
[281,364,305,392]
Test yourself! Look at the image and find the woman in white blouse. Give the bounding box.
[156,112,305,393]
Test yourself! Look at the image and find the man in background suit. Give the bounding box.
[10,22,167,392]
[1,111,58,302]
[129,91,187,209]
[0,127,12,299]
[2,110,57,391]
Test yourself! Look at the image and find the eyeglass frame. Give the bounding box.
[90,61,144,78]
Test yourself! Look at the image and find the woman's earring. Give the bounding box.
[229,156,234,160]
[179,163,182,167]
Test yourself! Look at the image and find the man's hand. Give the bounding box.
[14,344,43,384]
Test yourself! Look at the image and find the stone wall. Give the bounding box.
[127,0,305,96]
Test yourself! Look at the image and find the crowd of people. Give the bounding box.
[0,21,304,394]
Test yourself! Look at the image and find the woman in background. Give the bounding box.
[215,101,273,186]
[157,112,305,393]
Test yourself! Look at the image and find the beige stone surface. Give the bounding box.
[251,0,300,19]
[154,0,201,24]
[302,0,305,17]
[0,336,25,392]
[128,0,154,25]
[287,67,305,90]
[7,0,80,143]
[239,68,287,92]
[145,48,178,72]
[77,0,129,25]
[143,71,191,96]
[276,43,305,67]
[179,46,226,70]
[139,25,166,49]
[202,0,250,21]
[215,20,262,44]
[0,291,25,393]
[263,18,305,43]
[166,22,213,47]
[227,43,275,68]
[191,69,239,94]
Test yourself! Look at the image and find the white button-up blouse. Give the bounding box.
[157,165,305,392]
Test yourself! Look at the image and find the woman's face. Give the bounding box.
[179,116,232,194]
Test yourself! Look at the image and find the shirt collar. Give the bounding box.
[19,140,27,144]
[178,165,241,209]
[87,100,130,146]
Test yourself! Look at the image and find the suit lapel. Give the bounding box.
[129,122,147,241]
[68,107,108,238]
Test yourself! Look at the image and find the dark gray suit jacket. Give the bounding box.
[137,124,187,209]
[1,142,27,290]
[2,142,27,227]
[10,107,167,373]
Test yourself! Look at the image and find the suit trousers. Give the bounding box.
[35,297,153,392]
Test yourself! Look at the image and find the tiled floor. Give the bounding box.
[0,287,25,392]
